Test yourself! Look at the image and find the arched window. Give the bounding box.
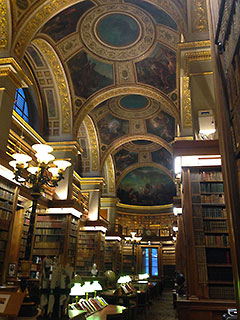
[13,88,30,123]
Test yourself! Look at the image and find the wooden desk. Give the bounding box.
[87,305,126,320]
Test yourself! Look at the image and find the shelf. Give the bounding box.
[207,264,232,267]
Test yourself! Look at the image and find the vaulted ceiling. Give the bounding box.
[11,0,191,209]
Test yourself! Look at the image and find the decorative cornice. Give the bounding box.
[83,116,99,172]
[184,50,212,76]
[178,40,210,50]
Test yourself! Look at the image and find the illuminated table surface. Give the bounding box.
[87,304,127,320]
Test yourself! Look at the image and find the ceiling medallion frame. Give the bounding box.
[108,96,161,120]
[80,4,156,62]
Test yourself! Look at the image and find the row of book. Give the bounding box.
[191,170,223,181]
[35,228,64,235]
[205,234,229,246]
[202,207,226,218]
[36,221,64,228]
[201,194,225,204]
[204,220,228,231]
[208,285,235,299]
[69,297,108,315]
[0,188,14,200]
[200,182,224,193]
[37,215,66,222]
[0,200,13,211]
[0,209,12,220]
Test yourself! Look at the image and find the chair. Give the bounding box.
[136,291,150,318]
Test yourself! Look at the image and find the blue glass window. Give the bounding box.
[142,247,159,276]
[142,248,149,274]
[151,248,158,276]
[13,88,30,123]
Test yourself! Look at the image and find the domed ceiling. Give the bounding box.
[22,0,184,208]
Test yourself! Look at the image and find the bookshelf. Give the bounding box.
[121,243,134,275]
[76,230,105,276]
[104,240,121,274]
[182,165,234,300]
[32,213,79,277]
[0,179,15,283]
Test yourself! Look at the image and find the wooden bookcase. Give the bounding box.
[32,213,79,277]
[182,165,234,300]
[104,240,121,274]
[0,179,15,283]
[75,230,105,276]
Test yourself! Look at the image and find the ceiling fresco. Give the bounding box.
[117,166,176,206]
[24,0,182,208]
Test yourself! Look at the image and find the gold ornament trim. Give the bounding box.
[33,38,71,134]
[191,0,208,33]
[184,50,211,76]
[105,155,115,193]
[178,40,210,49]
[182,76,192,128]
[83,116,99,172]
[0,0,8,50]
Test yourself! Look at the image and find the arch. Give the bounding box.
[100,134,173,170]
[32,38,72,135]
[74,85,180,135]
[102,155,116,195]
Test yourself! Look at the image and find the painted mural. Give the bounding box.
[114,149,138,172]
[117,166,176,206]
[40,1,94,42]
[125,0,178,30]
[98,114,129,145]
[146,111,175,142]
[67,51,113,99]
[97,14,140,47]
[136,43,176,94]
[151,148,173,170]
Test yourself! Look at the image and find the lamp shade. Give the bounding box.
[9,160,29,169]
[70,283,86,296]
[12,153,32,165]
[48,167,60,178]
[35,153,55,164]
[53,160,71,171]
[27,167,39,175]
[32,144,53,154]
[92,281,102,291]
[82,281,94,293]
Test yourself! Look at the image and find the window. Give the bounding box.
[142,247,159,277]
[13,88,30,123]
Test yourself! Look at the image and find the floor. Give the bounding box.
[136,287,178,320]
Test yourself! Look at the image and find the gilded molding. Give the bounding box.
[178,40,210,49]
[184,50,211,76]
[191,0,208,33]
[105,155,115,193]
[116,61,136,84]
[0,57,32,87]
[156,25,179,49]
[80,4,155,62]
[0,0,8,50]
[58,32,82,60]
[83,116,99,172]
[182,76,192,128]
[33,38,71,134]
[13,0,77,59]
[73,86,180,135]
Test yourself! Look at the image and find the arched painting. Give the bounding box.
[117,166,176,206]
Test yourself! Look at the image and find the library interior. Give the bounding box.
[0,0,239,319]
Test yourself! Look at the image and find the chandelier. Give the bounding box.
[9,143,71,261]
[9,143,71,195]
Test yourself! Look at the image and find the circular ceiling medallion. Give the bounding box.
[80,4,155,61]
[120,95,148,110]
[108,95,161,119]
[97,14,140,47]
